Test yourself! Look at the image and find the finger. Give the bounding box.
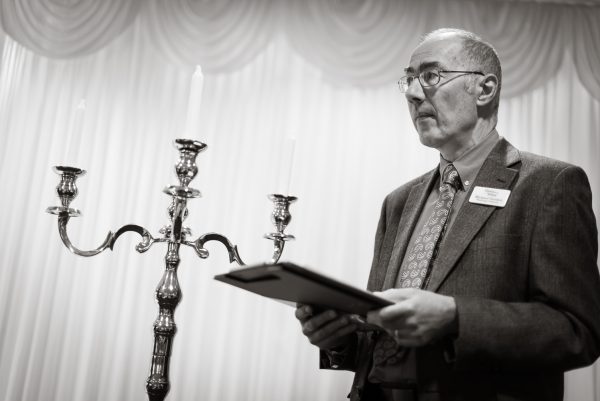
[318,324,357,350]
[308,317,356,348]
[309,315,352,343]
[366,304,413,332]
[378,301,412,322]
[377,288,417,302]
[302,310,338,333]
[295,305,313,321]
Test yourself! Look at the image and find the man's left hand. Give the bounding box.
[366,288,457,347]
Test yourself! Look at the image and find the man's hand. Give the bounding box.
[366,288,457,347]
[295,305,357,350]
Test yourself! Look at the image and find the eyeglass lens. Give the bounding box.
[399,70,440,92]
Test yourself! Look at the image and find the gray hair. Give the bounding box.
[422,28,502,113]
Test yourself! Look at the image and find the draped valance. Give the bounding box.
[1,0,599,100]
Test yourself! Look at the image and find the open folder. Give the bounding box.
[214,262,392,316]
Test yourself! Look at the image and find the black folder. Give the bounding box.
[214,262,392,316]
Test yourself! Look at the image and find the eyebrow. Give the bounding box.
[404,61,444,74]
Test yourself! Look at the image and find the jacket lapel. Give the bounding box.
[381,169,438,290]
[426,139,521,292]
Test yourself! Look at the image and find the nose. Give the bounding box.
[405,78,425,104]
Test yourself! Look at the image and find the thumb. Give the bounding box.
[377,288,416,302]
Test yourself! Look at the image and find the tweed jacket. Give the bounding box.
[323,139,600,401]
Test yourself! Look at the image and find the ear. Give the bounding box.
[475,74,499,107]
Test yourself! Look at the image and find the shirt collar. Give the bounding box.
[439,130,500,190]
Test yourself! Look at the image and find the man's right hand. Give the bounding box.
[295,304,357,350]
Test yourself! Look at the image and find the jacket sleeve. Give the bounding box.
[452,165,600,372]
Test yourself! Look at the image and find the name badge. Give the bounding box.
[469,186,511,207]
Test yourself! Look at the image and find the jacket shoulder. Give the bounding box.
[519,151,578,172]
[517,151,589,184]
[384,170,435,207]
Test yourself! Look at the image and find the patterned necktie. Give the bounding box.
[371,164,461,370]
[398,163,461,289]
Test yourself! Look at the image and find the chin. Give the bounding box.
[417,129,443,149]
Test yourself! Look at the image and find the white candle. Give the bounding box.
[73,99,86,134]
[184,65,204,138]
[66,99,86,164]
[285,136,296,195]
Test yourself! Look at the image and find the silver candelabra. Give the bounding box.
[46,139,296,401]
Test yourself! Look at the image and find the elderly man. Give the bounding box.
[296,28,600,401]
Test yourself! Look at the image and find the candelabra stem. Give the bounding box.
[146,242,182,401]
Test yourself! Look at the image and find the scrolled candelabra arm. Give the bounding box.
[186,233,246,265]
[112,224,165,253]
[54,214,162,256]
[55,214,114,257]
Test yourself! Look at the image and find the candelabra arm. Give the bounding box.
[56,214,161,256]
[112,224,164,253]
[57,214,114,257]
[186,233,246,266]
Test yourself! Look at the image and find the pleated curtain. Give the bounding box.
[0,1,599,400]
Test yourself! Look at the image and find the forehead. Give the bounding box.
[406,37,466,73]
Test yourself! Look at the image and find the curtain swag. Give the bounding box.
[0,0,599,100]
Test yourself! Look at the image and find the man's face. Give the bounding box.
[405,37,479,153]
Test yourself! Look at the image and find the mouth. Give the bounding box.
[415,112,435,121]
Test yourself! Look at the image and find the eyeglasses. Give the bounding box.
[398,69,484,93]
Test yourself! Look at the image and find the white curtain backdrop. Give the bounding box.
[1,0,600,98]
[0,1,599,401]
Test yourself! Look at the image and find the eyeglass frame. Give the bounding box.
[397,69,485,93]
